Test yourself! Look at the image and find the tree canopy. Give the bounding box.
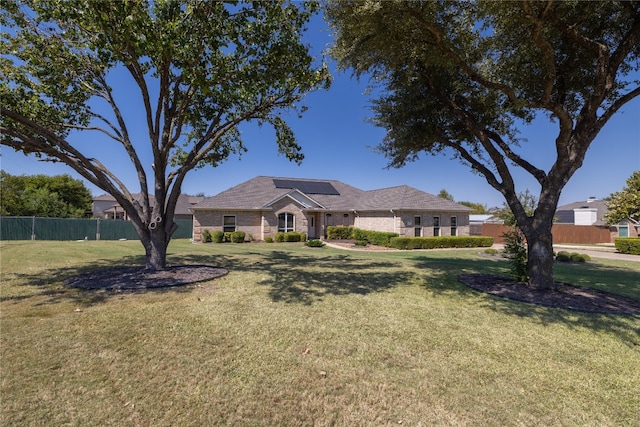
[0,171,93,218]
[605,170,640,224]
[1,0,330,269]
[326,0,640,289]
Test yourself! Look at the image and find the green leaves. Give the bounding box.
[605,171,640,224]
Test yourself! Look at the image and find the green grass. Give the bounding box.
[2,240,639,426]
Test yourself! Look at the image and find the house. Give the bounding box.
[191,176,473,242]
[92,193,204,220]
[554,197,638,239]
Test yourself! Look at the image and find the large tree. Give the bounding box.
[604,170,640,225]
[326,0,640,289]
[0,171,93,217]
[1,1,330,270]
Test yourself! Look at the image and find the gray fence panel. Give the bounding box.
[0,217,33,240]
[98,219,142,240]
[35,217,98,240]
[1,217,193,241]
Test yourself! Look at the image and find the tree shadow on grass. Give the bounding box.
[411,254,640,347]
[2,253,202,307]
[176,250,413,305]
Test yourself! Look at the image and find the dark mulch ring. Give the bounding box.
[459,274,640,315]
[64,265,228,292]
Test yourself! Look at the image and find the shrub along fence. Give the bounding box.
[0,216,193,241]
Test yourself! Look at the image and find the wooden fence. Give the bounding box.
[478,223,613,244]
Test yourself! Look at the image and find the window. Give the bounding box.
[223,215,236,232]
[619,221,629,237]
[278,212,295,232]
[342,213,350,226]
[433,216,440,237]
[451,216,457,236]
[414,215,421,237]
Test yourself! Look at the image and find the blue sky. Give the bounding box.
[2,13,639,209]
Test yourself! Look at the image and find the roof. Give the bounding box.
[93,193,198,216]
[555,198,608,225]
[193,176,473,212]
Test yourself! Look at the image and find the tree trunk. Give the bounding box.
[143,227,168,271]
[523,223,555,291]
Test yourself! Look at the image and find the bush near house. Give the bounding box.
[326,226,354,240]
[202,229,212,243]
[212,231,225,243]
[230,231,246,243]
[614,237,640,255]
[326,226,399,246]
[389,236,493,250]
[275,232,306,242]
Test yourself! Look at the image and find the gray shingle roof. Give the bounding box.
[555,199,608,225]
[193,176,472,212]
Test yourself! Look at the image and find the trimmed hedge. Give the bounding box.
[230,231,245,243]
[389,236,494,250]
[212,231,225,243]
[615,237,640,255]
[326,226,354,240]
[326,226,399,246]
[275,231,306,242]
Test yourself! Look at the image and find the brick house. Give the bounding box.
[191,176,472,242]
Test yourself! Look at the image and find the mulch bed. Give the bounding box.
[64,265,228,291]
[459,274,640,315]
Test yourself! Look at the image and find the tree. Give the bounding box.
[326,1,640,289]
[604,170,640,224]
[437,188,454,201]
[458,201,490,215]
[0,171,92,217]
[1,1,330,270]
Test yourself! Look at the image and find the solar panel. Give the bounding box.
[273,179,340,195]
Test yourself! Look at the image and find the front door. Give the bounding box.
[307,214,317,239]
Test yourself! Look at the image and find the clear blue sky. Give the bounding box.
[1,14,639,209]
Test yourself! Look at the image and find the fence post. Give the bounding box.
[31,216,36,240]
[96,218,101,241]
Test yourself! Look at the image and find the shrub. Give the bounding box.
[224,232,233,242]
[212,231,225,243]
[265,237,274,243]
[615,237,640,255]
[354,240,368,246]
[484,248,499,255]
[230,231,245,243]
[570,253,589,263]
[555,251,571,262]
[202,229,212,243]
[389,236,494,250]
[502,228,528,282]
[284,231,303,242]
[305,239,325,248]
[326,226,354,240]
[275,232,285,242]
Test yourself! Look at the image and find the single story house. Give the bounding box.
[191,176,473,242]
[92,193,204,221]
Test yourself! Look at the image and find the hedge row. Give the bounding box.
[326,226,398,246]
[202,229,247,243]
[389,236,494,250]
[275,231,307,242]
[615,237,640,255]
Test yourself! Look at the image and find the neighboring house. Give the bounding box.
[555,197,638,238]
[191,176,473,242]
[92,194,204,220]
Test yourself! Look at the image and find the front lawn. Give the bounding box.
[1,240,639,426]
